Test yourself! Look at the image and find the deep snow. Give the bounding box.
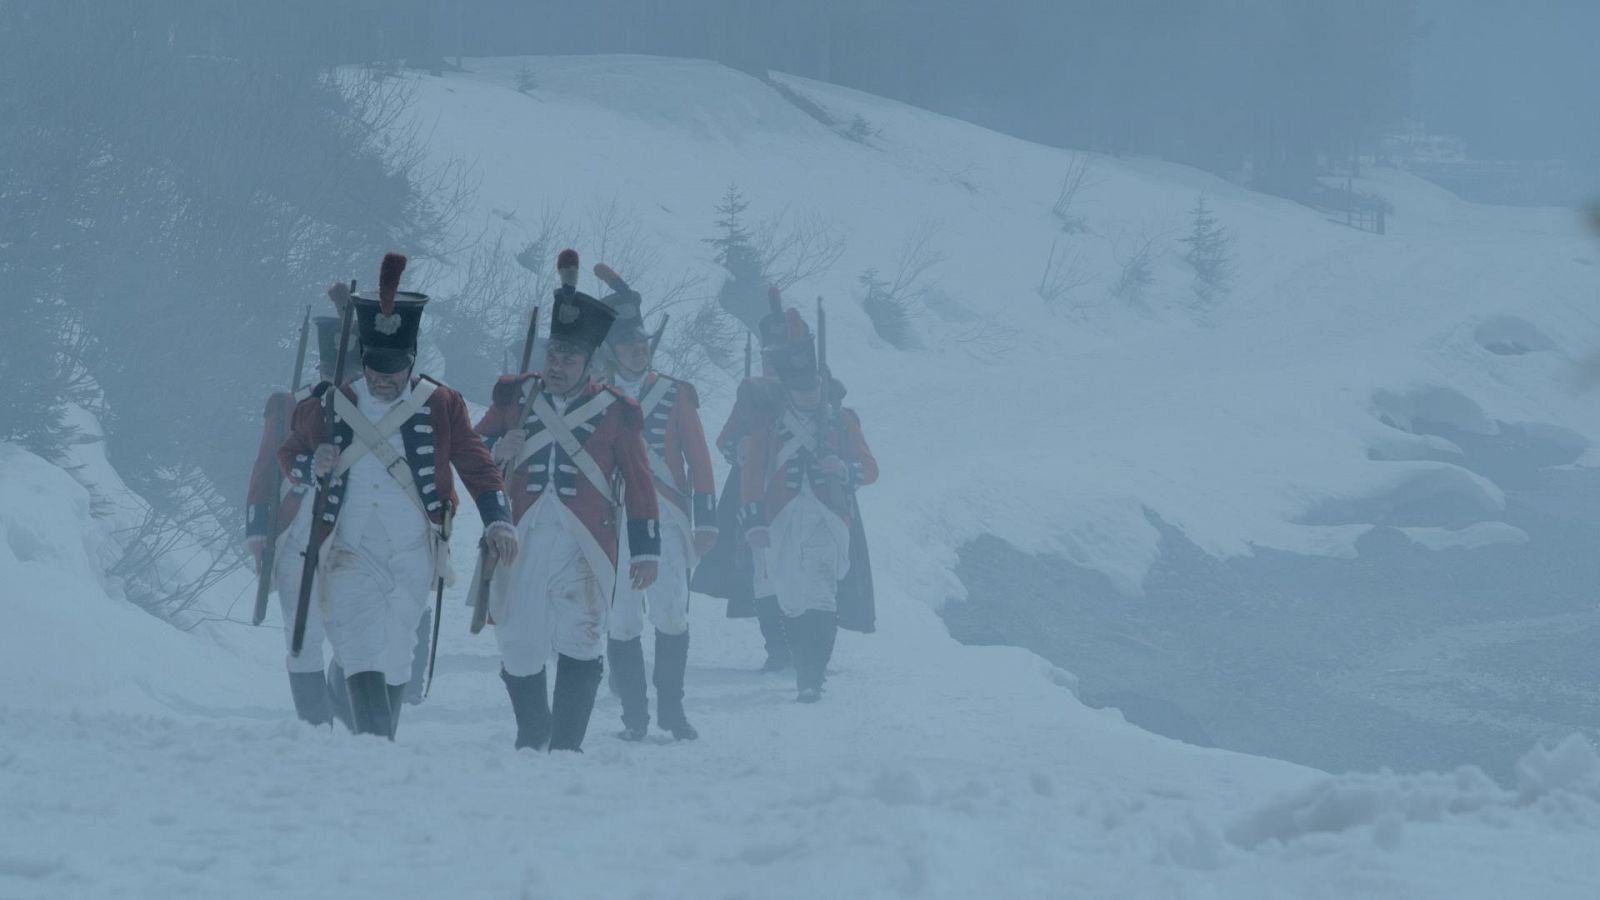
[4,55,1600,898]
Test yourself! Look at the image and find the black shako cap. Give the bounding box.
[548,288,617,356]
[352,290,428,374]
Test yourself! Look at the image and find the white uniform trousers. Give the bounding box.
[491,496,612,676]
[609,503,692,641]
[319,514,433,685]
[273,497,333,673]
[768,487,851,618]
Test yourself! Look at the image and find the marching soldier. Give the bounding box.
[477,250,661,753]
[593,263,717,742]
[739,307,878,703]
[280,253,517,739]
[246,284,358,727]
[698,290,801,672]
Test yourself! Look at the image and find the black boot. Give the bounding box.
[607,637,650,741]
[345,670,396,738]
[386,682,406,739]
[755,595,791,672]
[814,611,839,693]
[548,654,605,753]
[653,629,698,741]
[326,661,355,733]
[787,614,821,703]
[288,671,332,726]
[501,667,551,751]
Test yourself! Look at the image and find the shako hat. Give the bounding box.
[546,252,615,356]
[351,253,427,374]
[771,307,817,389]
[757,286,790,351]
[593,263,648,346]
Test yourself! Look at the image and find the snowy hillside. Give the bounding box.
[4,55,1600,898]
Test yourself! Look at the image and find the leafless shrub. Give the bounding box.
[752,209,847,292]
[1109,228,1166,307]
[111,466,249,626]
[1052,152,1100,233]
[858,220,944,350]
[1037,238,1094,307]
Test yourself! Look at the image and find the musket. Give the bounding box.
[814,297,845,514]
[253,305,312,626]
[291,283,357,656]
[648,313,670,360]
[470,305,541,634]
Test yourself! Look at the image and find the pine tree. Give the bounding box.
[1181,195,1234,304]
[705,185,767,332]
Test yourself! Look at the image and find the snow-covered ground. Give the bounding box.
[4,55,1600,898]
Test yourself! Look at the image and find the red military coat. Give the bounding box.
[278,376,510,535]
[739,401,878,532]
[476,375,661,564]
[617,371,718,532]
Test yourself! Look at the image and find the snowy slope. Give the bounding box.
[4,55,1600,899]
[407,55,1600,596]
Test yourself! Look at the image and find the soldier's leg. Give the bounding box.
[607,583,650,741]
[500,667,550,750]
[548,560,608,752]
[751,547,790,672]
[379,539,435,740]
[325,659,354,732]
[491,554,555,750]
[650,532,695,739]
[776,515,844,703]
[276,548,332,726]
[320,540,397,737]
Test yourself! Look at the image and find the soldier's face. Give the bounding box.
[788,387,820,411]
[544,346,591,396]
[365,366,411,402]
[613,338,651,377]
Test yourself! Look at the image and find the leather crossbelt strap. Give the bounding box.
[331,382,438,520]
[528,392,616,500]
[637,377,679,491]
[775,407,818,471]
[509,388,614,471]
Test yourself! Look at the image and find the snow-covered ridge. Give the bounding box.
[409,55,1600,595]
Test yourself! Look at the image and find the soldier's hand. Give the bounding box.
[630,559,659,590]
[485,522,519,564]
[493,429,527,467]
[312,443,339,479]
[816,455,848,483]
[246,535,266,573]
[693,529,717,559]
[745,527,770,550]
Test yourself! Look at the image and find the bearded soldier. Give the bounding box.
[246,284,360,727]
[593,263,717,742]
[477,250,661,753]
[739,307,877,703]
[280,253,517,739]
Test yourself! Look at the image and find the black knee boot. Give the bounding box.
[814,611,838,693]
[501,667,550,751]
[787,614,821,703]
[287,671,332,726]
[607,637,650,741]
[653,630,697,741]
[326,661,355,733]
[754,595,791,672]
[345,670,395,738]
[549,655,605,753]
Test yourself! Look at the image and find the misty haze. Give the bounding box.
[2,2,1599,898]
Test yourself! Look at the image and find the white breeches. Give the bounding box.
[610,509,692,641]
[319,515,433,685]
[492,498,612,676]
[273,499,331,674]
[769,488,851,618]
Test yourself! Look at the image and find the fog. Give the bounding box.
[3,1,1599,897]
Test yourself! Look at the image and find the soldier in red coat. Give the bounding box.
[739,308,878,703]
[245,285,359,727]
[476,250,661,753]
[592,264,717,742]
[699,292,806,672]
[280,254,517,739]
